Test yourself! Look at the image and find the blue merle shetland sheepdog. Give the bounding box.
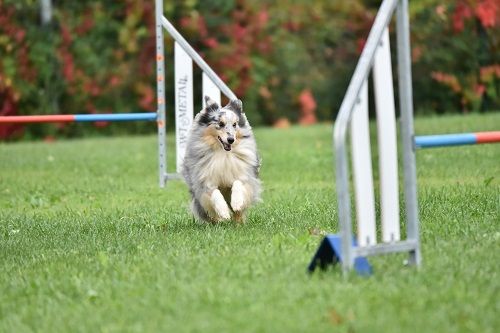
[182,96,261,223]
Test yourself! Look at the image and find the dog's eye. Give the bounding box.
[218,122,225,127]
[233,123,237,128]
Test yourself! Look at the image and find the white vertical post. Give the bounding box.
[350,80,377,246]
[175,42,194,173]
[202,72,221,107]
[40,0,52,25]
[373,27,400,242]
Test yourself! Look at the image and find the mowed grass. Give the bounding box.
[1,113,499,332]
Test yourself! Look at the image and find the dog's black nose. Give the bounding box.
[227,137,235,144]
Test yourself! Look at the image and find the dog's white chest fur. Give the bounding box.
[200,150,248,187]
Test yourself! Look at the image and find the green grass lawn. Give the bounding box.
[1,113,499,332]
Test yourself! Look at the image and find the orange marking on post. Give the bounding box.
[157,75,163,82]
[156,54,164,61]
[157,120,165,128]
[158,98,164,105]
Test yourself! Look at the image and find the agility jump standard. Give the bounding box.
[0,0,236,188]
[309,0,498,275]
[309,0,421,275]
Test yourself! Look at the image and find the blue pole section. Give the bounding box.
[74,113,157,122]
[414,133,477,148]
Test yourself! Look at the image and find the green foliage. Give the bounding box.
[0,0,498,139]
[0,0,157,139]
[1,113,499,331]
[410,0,499,113]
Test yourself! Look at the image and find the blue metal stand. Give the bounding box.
[308,234,373,276]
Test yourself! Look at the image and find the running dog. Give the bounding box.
[182,96,261,223]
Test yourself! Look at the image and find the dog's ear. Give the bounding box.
[226,99,247,127]
[227,99,243,116]
[204,96,220,113]
[197,96,220,126]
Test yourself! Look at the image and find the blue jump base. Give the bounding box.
[308,234,372,276]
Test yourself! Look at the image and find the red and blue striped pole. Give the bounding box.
[0,113,158,123]
[415,131,500,148]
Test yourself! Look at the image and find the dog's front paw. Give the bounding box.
[231,180,246,212]
[211,190,231,220]
[231,192,245,212]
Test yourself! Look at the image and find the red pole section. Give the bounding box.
[475,131,500,144]
[0,115,75,123]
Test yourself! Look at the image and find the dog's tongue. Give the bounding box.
[218,136,232,151]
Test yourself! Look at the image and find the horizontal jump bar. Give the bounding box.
[415,131,500,148]
[0,113,158,124]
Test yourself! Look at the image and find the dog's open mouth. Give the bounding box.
[218,136,232,151]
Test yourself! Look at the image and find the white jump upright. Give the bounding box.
[155,2,237,186]
[174,42,194,174]
[373,27,401,242]
[350,81,377,247]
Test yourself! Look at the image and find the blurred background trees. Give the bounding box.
[0,0,498,139]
